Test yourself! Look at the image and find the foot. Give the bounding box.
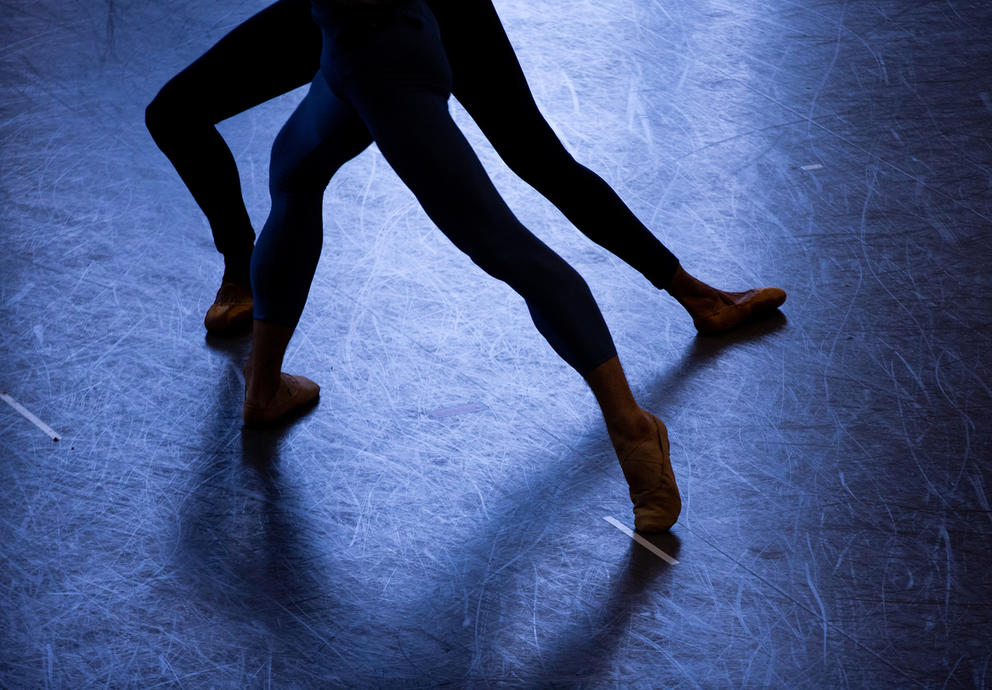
[690,287,787,335]
[242,371,320,427]
[614,412,681,532]
[204,281,253,335]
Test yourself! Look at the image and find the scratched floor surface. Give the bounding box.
[2,0,991,687]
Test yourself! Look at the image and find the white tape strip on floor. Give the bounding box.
[1,392,60,442]
[604,516,679,565]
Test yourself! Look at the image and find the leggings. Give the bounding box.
[253,0,616,375]
[145,0,680,289]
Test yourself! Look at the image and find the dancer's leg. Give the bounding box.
[435,0,678,289]
[434,0,785,330]
[145,0,321,333]
[244,73,373,422]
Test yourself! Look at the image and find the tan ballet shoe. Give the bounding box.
[242,373,320,427]
[204,281,253,335]
[617,413,681,532]
[693,287,786,335]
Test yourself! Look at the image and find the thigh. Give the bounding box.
[269,72,374,194]
[352,81,555,277]
[160,0,321,123]
[433,0,552,151]
[327,2,542,259]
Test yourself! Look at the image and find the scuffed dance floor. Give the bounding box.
[2,0,990,686]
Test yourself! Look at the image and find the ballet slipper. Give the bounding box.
[692,287,786,335]
[616,413,681,532]
[204,281,253,335]
[242,372,320,427]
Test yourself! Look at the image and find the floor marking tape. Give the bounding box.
[1,392,60,442]
[604,516,678,564]
[801,163,824,171]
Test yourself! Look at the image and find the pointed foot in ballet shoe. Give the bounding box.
[242,373,320,428]
[693,287,787,335]
[617,413,681,533]
[204,281,254,335]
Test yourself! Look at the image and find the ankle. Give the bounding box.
[668,270,730,318]
[244,363,280,403]
[667,266,716,301]
[246,319,294,391]
[246,380,279,405]
[608,409,655,451]
[222,268,251,287]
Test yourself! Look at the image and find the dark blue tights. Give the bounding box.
[252,1,618,374]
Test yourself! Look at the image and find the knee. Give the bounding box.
[144,94,165,141]
[461,230,521,279]
[145,86,178,144]
[267,127,304,195]
[267,124,340,196]
[469,235,575,289]
[144,80,198,145]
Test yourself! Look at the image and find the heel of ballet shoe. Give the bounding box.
[205,281,253,335]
